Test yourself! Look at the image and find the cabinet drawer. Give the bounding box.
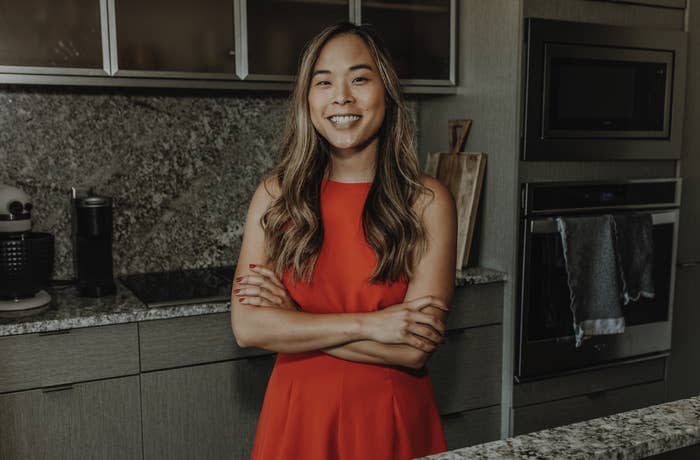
[513,380,666,435]
[441,405,501,451]
[0,324,139,393]
[448,283,503,330]
[514,355,667,406]
[0,375,142,460]
[139,313,272,372]
[428,324,502,414]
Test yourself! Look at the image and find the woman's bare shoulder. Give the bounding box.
[414,173,454,215]
[248,175,281,217]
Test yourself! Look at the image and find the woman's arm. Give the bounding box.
[320,175,458,368]
[231,177,446,354]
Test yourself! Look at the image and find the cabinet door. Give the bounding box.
[0,0,107,74]
[245,0,350,79]
[668,264,700,400]
[441,405,501,450]
[0,375,142,460]
[360,0,454,83]
[112,0,236,77]
[141,355,275,460]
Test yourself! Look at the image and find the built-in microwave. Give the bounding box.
[522,18,687,161]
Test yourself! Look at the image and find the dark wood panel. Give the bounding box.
[448,283,503,330]
[0,324,139,393]
[429,325,502,414]
[513,380,666,435]
[608,0,686,9]
[514,355,667,406]
[139,313,273,371]
[648,443,700,459]
[0,375,142,460]
[524,0,685,29]
[141,355,275,460]
[441,405,501,450]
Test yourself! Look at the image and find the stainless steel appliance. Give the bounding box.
[120,266,235,308]
[0,184,54,311]
[522,18,687,160]
[516,179,680,381]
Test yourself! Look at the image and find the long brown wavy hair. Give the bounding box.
[261,22,434,285]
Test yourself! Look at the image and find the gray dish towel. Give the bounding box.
[556,215,625,348]
[612,213,655,305]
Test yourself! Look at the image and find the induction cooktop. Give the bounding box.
[119,266,235,307]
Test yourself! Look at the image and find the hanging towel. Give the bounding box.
[612,213,655,305]
[556,215,626,348]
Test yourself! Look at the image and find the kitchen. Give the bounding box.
[0,0,699,459]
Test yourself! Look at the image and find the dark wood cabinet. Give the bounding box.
[441,405,501,451]
[360,0,454,83]
[245,0,350,79]
[0,0,107,74]
[111,0,237,77]
[141,355,275,460]
[0,375,142,460]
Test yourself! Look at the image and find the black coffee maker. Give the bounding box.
[71,189,116,297]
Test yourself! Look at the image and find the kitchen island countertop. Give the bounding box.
[419,395,700,460]
[0,266,506,337]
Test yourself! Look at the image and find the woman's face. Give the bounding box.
[307,33,387,156]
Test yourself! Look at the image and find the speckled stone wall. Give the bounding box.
[0,85,418,278]
[0,85,288,278]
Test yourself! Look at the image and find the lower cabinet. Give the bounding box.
[441,405,501,450]
[0,375,142,460]
[512,380,666,435]
[140,354,275,460]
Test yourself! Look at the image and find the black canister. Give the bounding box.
[72,195,116,297]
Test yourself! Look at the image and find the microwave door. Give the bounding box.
[541,43,673,140]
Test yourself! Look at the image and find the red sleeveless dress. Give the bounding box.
[250,177,447,460]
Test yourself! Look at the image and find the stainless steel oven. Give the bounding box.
[515,179,681,381]
[522,18,687,161]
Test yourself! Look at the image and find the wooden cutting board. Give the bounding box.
[425,120,486,270]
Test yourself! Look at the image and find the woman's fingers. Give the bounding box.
[408,323,444,346]
[410,311,446,336]
[235,286,283,305]
[249,265,285,288]
[234,274,287,300]
[407,334,437,353]
[407,295,449,313]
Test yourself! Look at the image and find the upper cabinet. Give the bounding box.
[110,0,237,78]
[360,0,454,84]
[0,0,457,92]
[0,0,108,75]
[245,0,350,79]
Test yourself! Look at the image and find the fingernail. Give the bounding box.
[233,288,240,294]
[249,264,256,268]
[235,276,242,282]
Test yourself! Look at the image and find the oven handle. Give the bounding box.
[529,210,677,234]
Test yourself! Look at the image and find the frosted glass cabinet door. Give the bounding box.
[246,0,349,78]
[361,0,452,82]
[0,0,104,70]
[113,0,236,76]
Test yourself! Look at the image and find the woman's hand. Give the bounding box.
[365,296,449,353]
[232,264,300,311]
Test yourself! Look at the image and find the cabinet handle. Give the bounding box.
[39,329,70,336]
[42,384,74,393]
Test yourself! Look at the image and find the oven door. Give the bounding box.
[516,209,678,380]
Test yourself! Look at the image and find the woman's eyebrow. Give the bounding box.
[311,64,374,78]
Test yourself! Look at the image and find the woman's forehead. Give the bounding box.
[313,34,376,72]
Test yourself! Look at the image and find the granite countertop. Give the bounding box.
[0,266,507,337]
[420,395,700,460]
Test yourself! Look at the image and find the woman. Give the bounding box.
[231,22,457,460]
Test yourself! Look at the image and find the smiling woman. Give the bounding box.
[230,22,457,460]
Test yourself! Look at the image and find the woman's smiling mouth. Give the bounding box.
[328,114,361,126]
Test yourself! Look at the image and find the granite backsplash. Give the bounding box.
[0,84,418,279]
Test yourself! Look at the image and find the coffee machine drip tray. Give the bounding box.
[119,266,235,308]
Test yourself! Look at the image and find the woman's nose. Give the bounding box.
[332,82,354,104]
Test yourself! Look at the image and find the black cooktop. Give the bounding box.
[119,266,235,307]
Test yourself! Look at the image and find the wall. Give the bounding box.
[0,86,289,278]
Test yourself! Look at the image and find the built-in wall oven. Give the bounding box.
[522,18,687,160]
[516,179,680,381]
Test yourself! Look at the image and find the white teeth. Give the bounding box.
[329,115,360,125]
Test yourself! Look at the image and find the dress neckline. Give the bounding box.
[322,176,373,186]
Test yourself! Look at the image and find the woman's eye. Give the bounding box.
[315,80,330,87]
[353,76,368,84]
